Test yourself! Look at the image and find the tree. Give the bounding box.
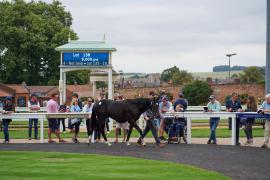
[160,66,180,82]
[96,81,107,89]
[161,66,193,85]
[231,73,239,79]
[239,66,264,83]
[183,80,213,106]
[66,70,90,85]
[171,70,193,85]
[0,0,77,85]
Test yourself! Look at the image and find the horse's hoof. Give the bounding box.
[106,142,112,146]
[126,142,131,146]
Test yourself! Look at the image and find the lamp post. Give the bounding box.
[266,0,270,94]
[226,53,237,81]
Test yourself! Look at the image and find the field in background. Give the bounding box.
[192,71,242,80]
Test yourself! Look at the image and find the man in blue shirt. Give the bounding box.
[260,94,270,148]
[207,95,221,144]
[226,92,243,145]
[173,93,188,111]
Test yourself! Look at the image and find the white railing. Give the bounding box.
[0,113,91,143]
[1,112,267,145]
[14,106,228,112]
[187,106,227,111]
[15,107,47,112]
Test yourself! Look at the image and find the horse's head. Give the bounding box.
[150,98,161,119]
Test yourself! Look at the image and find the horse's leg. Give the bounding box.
[98,120,112,146]
[100,127,112,146]
[88,118,96,145]
[133,122,143,137]
[132,122,146,146]
[126,123,134,146]
[88,129,94,146]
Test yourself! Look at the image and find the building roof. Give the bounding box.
[28,86,56,94]
[5,84,29,94]
[0,91,13,97]
[55,41,117,52]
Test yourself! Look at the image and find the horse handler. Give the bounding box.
[137,91,165,148]
[137,109,165,148]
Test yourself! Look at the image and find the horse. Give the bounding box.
[88,98,160,146]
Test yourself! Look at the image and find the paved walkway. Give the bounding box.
[1,137,266,148]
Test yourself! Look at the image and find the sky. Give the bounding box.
[51,0,266,73]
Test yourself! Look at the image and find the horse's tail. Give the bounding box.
[91,105,97,131]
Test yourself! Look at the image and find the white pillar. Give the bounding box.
[63,72,66,103]
[231,116,236,146]
[108,67,113,131]
[112,82,114,97]
[92,81,96,98]
[59,68,64,105]
[108,68,113,100]
[187,117,192,144]
[40,119,44,143]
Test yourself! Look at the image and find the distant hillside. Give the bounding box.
[192,71,242,80]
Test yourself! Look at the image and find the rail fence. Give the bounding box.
[1,111,268,145]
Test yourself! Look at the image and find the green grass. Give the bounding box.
[1,127,264,140]
[191,128,264,138]
[0,151,231,180]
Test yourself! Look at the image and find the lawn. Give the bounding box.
[1,127,264,140]
[0,151,231,180]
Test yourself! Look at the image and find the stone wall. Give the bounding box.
[211,84,265,103]
[115,86,183,100]
[115,83,265,103]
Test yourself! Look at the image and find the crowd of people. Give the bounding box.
[1,90,270,149]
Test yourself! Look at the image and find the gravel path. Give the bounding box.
[1,143,269,180]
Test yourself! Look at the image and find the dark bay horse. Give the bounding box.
[88,98,160,146]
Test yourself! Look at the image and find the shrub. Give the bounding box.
[183,80,213,106]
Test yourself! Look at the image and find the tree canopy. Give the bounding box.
[239,66,264,83]
[0,0,77,85]
[183,80,213,106]
[161,66,193,85]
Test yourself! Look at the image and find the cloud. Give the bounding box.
[57,0,266,73]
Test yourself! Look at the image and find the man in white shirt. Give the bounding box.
[27,94,40,140]
[83,97,94,137]
[260,94,270,148]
